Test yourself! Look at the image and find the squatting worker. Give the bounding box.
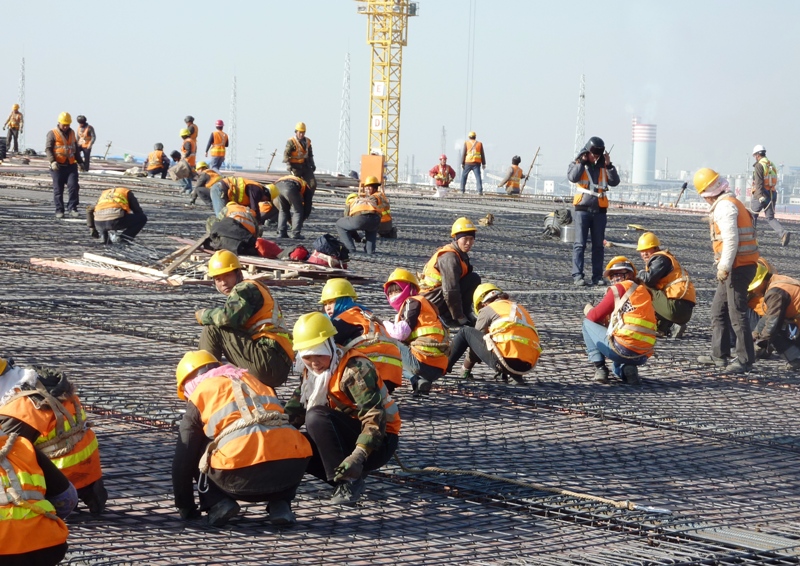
[285,313,400,507]
[419,217,482,327]
[190,161,221,206]
[749,145,790,247]
[636,232,696,339]
[460,131,486,195]
[694,168,759,375]
[195,250,294,387]
[568,136,620,287]
[87,187,148,244]
[747,264,800,371]
[3,103,23,153]
[46,112,83,219]
[336,176,382,255]
[146,143,171,179]
[283,121,317,220]
[172,351,311,527]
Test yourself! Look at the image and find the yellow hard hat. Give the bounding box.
[468,131,477,138]
[0,358,7,375]
[451,217,477,237]
[196,161,209,170]
[384,268,419,291]
[175,350,219,400]
[345,192,359,205]
[12,104,19,110]
[319,278,357,304]
[636,232,660,251]
[180,128,191,137]
[207,250,242,277]
[295,122,307,132]
[363,175,381,187]
[292,312,337,351]
[748,262,771,292]
[603,256,637,278]
[266,183,279,201]
[693,168,720,195]
[58,112,72,125]
[473,283,502,314]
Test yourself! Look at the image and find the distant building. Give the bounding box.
[631,118,656,185]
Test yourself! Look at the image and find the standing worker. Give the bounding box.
[205,119,229,170]
[86,187,148,244]
[180,128,196,195]
[748,265,800,370]
[460,132,486,195]
[283,122,317,221]
[275,174,309,240]
[694,168,759,374]
[429,155,456,191]
[336,176,382,255]
[46,112,83,219]
[750,145,790,246]
[184,115,198,144]
[195,250,294,387]
[568,136,620,287]
[146,143,170,179]
[75,115,96,172]
[497,155,524,195]
[3,103,23,153]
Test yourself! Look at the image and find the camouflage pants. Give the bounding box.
[199,326,292,387]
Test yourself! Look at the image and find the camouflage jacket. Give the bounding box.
[199,281,264,331]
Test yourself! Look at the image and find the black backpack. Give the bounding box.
[313,233,350,262]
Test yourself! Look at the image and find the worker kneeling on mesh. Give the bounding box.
[86,187,148,245]
[336,176,383,254]
[0,358,107,515]
[747,263,800,371]
[195,250,294,387]
[582,257,658,385]
[284,313,400,506]
[173,351,312,527]
[446,284,541,385]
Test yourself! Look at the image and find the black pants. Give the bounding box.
[290,165,317,220]
[190,185,212,205]
[6,127,19,152]
[422,271,482,325]
[711,264,757,365]
[51,163,80,213]
[87,207,148,241]
[303,405,398,483]
[277,182,305,237]
[447,326,498,373]
[79,147,91,171]
[199,459,308,511]
[148,167,168,179]
[4,543,68,566]
[336,213,380,253]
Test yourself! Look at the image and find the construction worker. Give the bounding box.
[146,143,170,179]
[258,183,280,226]
[3,103,23,153]
[0,360,107,515]
[195,251,294,387]
[497,155,524,195]
[184,115,198,144]
[447,283,541,385]
[429,154,456,189]
[694,168,759,374]
[179,128,196,195]
[582,257,657,385]
[383,269,449,394]
[75,115,96,172]
[86,187,148,245]
[419,217,482,327]
[336,176,382,254]
[750,145,790,246]
[275,174,309,239]
[636,232,696,339]
[205,119,229,170]
[374,184,396,238]
[207,200,259,255]
[285,313,400,506]
[283,122,317,220]
[172,351,312,527]
[210,176,265,221]
[568,136,620,286]
[460,131,486,195]
[319,278,403,392]
[189,161,220,206]
[747,264,800,370]
[45,112,83,219]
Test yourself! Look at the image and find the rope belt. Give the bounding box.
[482,334,531,377]
[9,384,87,458]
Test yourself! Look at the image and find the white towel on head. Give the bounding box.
[297,339,340,408]
[0,366,39,406]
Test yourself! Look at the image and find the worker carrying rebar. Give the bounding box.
[46,112,83,219]
[418,217,482,327]
[206,200,259,256]
[636,232,696,339]
[3,103,23,154]
[285,313,400,506]
[209,176,266,222]
[86,187,148,245]
[497,155,524,196]
[749,145,790,247]
[747,263,800,371]
[336,177,383,255]
[283,122,317,221]
[582,257,658,385]
[75,115,95,172]
[694,168,759,375]
[179,128,196,195]
[274,174,309,240]
[429,154,456,189]
[0,358,106,516]
[447,283,541,386]
[319,279,403,393]
[146,143,171,179]
[205,119,229,170]
[195,251,294,387]
[460,132,486,195]
[189,161,221,206]
[173,351,312,527]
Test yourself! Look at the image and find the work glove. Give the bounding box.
[195,309,206,325]
[716,269,729,282]
[178,507,201,521]
[50,161,59,171]
[759,196,768,204]
[584,303,593,316]
[333,445,368,482]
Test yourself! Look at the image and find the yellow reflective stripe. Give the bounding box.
[617,329,657,345]
[5,471,47,491]
[413,344,447,355]
[34,409,87,444]
[624,316,657,330]
[50,436,98,470]
[367,354,404,368]
[0,500,57,520]
[409,327,445,340]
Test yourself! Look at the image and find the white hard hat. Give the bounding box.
[752,144,766,154]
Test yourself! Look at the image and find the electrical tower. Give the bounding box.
[336,52,351,174]
[440,126,446,155]
[355,0,419,182]
[573,74,585,158]
[18,57,25,151]
[255,144,263,169]
[229,76,238,167]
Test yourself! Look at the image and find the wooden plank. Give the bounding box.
[82,253,168,278]
[30,258,163,283]
[163,234,209,275]
[155,245,190,267]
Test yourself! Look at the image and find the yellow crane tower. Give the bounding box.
[354,0,418,183]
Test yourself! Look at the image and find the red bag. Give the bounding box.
[289,246,310,261]
[255,238,282,259]
[307,250,347,269]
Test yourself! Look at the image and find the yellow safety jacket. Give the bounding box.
[464,140,483,163]
[210,130,228,158]
[95,188,132,222]
[484,300,541,366]
[221,202,257,236]
[757,157,778,193]
[403,296,449,371]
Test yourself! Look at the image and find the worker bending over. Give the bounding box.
[336,176,383,255]
[189,162,221,206]
[210,176,266,222]
[87,187,148,245]
[274,174,309,239]
[207,201,259,255]
[748,264,800,370]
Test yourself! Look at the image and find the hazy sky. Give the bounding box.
[2,0,798,178]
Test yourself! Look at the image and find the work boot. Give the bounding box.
[278,231,289,239]
[55,211,65,219]
[670,323,687,339]
[722,359,751,375]
[291,233,304,240]
[781,232,791,247]
[573,276,586,287]
[206,498,240,527]
[621,365,641,385]
[697,355,728,367]
[417,378,432,394]
[79,479,108,515]
[68,210,80,218]
[784,359,800,371]
[492,370,509,383]
[592,278,610,286]
[267,499,296,526]
[90,228,100,239]
[330,478,366,506]
[593,365,610,383]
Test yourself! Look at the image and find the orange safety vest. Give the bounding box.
[147,150,165,170]
[210,130,228,158]
[766,275,800,320]
[188,123,198,143]
[711,195,759,269]
[223,177,261,206]
[608,281,658,357]
[288,136,311,165]
[420,245,468,291]
[506,165,523,189]
[276,175,308,196]
[0,391,102,490]
[335,307,403,390]
[183,138,197,168]
[375,193,392,224]
[0,434,69,556]
[572,166,609,208]
[484,300,541,367]
[646,250,696,303]
[325,349,401,435]
[464,140,483,163]
[95,187,132,216]
[6,110,22,129]
[203,170,222,188]
[222,202,258,235]
[77,124,94,149]
[403,296,449,372]
[191,372,312,471]
[259,200,275,216]
[51,128,76,165]
[243,280,294,360]
[757,157,778,193]
[348,193,381,216]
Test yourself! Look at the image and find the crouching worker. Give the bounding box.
[87,187,148,244]
[336,176,383,254]
[446,283,541,385]
[582,256,657,385]
[0,359,106,514]
[195,251,294,387]
[172,351,312,527]
[285,313,400,506]
[206,201,259,256]
[748,263,800,370]
[383,269,450,395]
